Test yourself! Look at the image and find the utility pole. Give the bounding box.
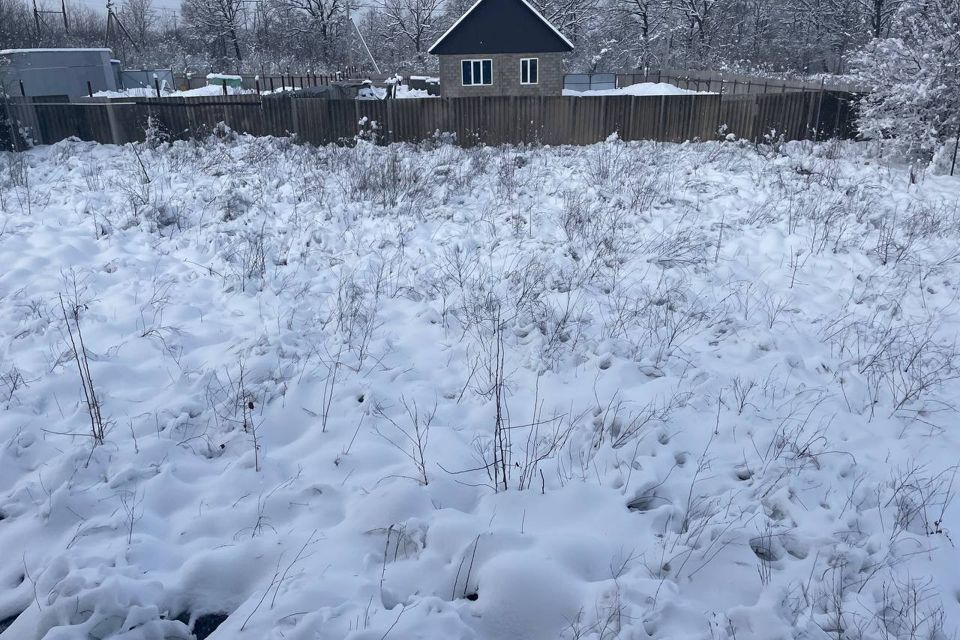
[105,0,141,52]
[352,16,379,74]
[345,0,352,72]
[33,0,70,44]
[33,0,41,43]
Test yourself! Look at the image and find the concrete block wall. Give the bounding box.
[438,52,564,97]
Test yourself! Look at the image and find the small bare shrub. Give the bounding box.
[374,396,436,486]
[58,291,106,445]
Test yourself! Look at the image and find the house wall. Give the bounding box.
[437,52,564,97]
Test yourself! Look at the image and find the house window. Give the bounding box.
[461,59,493,86]
[520,58,538,85]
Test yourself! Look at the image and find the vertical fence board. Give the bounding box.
[6,91,861,151]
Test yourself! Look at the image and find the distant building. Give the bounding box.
[0,48,120,98]
[428,0,573,98]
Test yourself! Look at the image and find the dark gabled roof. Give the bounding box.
[428,0,574,55]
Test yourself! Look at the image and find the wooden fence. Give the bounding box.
[1,90,857,151]
[617,69,869,94]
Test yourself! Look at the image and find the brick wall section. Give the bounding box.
[437,52,564,97]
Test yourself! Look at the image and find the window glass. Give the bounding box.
[521,58,538,84]
[461,59,493,86]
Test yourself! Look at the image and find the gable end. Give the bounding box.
[429,0,574,55]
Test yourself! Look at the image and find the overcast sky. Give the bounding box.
[69,0,180,17]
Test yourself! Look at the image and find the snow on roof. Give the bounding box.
[0,48,113,55]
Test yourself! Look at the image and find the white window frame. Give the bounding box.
[461,59,493,86]
[520,58,539,85]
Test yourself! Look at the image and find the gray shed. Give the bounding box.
[0,48,119,98]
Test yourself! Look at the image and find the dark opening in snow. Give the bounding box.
[175,611,230,640]
[0,611,22,633]
[627,493,666,512]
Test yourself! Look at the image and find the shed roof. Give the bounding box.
[0,48,113,55]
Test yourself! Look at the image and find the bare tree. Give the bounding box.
[855,0,908,37]
[529,0,600,42]
[379,0,441,56]
[280,0,345,59]
[120,0,156,46]
[181,0,245,61]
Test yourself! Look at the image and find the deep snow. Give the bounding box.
[0,134,959,640]
[563,82,709,96]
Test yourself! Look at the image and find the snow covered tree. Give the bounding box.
[610,0,671,66]
[378,0,442,57]
[855,0,909,38]
[0,0,33,51]
[181,0,247,62]
[853,0,960,159]
[279,0,348,60]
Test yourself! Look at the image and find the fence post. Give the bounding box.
[813,78,825,141]
[19,80,26,97]
[270,77,275,93]
[715,79,724,137]
[833,96,843,137]
[255,75,261,95]
[658,94,666,141]
[751,92,761,146]
[281,75,286,92]
[291,94,299,139]
[154,74,161,98]
[222,79,227,96]
[87,81,93,98]
[778,83,787,138]
[951,124,958,176]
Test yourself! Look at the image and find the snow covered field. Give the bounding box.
[0,134,959,640]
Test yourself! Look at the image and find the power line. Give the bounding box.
[104,0,140,51]
[33,0,70,43]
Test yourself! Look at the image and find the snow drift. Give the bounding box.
[0,134,958,640]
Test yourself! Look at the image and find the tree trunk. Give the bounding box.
[230,26,242,60]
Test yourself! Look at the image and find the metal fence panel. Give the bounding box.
[1,91,860,150]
